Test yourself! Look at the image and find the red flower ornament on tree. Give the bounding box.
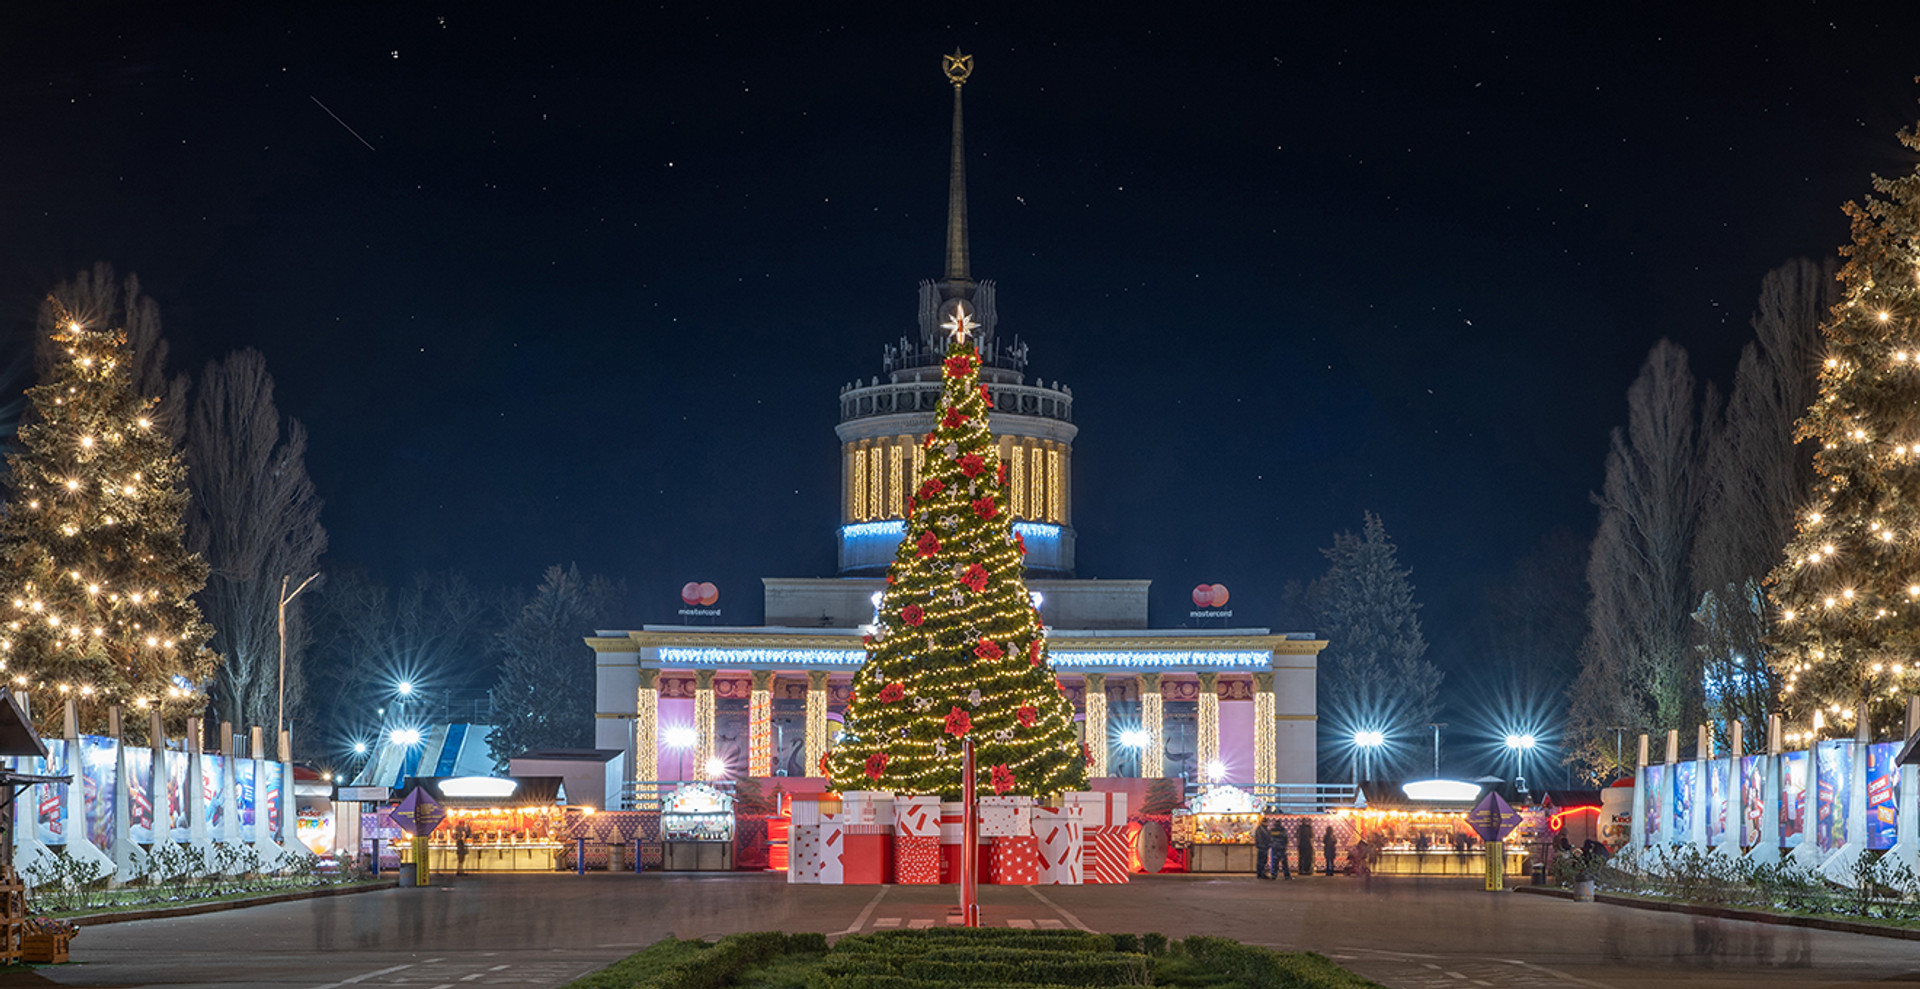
[901,604,925,626]
[961,564,989,593]
[1014,532,1027,556]
[971,496,997,520]
[980,384,994,407]
[1029,639,1042,666]
[923,432,938,450]
[865,752,889,780]
[944,353,976,378]
[990,764,1016,795]
[918,477,945,500]
[973,638,1004,661]
[878,682,905,703]
[958,453,986,478]
[945,706,973,737]
[917,530,942,557]
[942,408,969,428]
[997,461,1007,486]
[1016,705,1036,727]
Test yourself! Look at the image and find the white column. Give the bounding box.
[1139,674,1163,780]
[1083,674,1108,778]
[749,671,773,778]
[804,672,829,778]
[635,670,660,785]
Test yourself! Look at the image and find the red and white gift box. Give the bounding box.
[979,795,1033,837]
[894,834,940,884]
[1031,804,1084,885]
[894,794,940,838]
[1066,792,1129,885]
[842,823,893,885]
[839,791,894,828]
[938,801,989,884]
[988,834,1040,885]
[787,812,845,884]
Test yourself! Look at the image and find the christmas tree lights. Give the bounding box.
[0,309,216,731]
[1767,121,1920,739]
[824,307,1087,799]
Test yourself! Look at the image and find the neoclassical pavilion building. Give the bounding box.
[591,53,1325,797]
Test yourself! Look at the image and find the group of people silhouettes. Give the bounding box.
[1251,817,1339,879]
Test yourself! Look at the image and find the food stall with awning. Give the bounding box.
[408,775,568,872]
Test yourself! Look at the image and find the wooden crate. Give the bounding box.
[0,868,21,965]
[20,934,66,964]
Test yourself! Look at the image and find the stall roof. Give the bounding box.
[408,775,567,808]
[512,748,623,763]
[0,690,46,758]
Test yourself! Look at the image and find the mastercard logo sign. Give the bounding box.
[1191,583,1230,609]
[680,582,720,607]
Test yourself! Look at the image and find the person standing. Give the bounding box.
[1295,818,1314,877]
[1253,818,1274,880]
[1322,826,1336,876]
[455,826,469,877]
[1273,818,1292,879]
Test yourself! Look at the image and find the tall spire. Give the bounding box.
[941,49,974,290]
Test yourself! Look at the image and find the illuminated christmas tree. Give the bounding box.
[0,306,216,733]
[825,307,1087,799]
[1767,121,1920,741]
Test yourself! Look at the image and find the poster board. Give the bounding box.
[79,735,117,850]
[1867,741,1899,851]
[1814,741,1851,852]
[1671,761,1696,843]
[1739,755,1765,848]
[1779,750,1808,849]
[1643,765,1664,845]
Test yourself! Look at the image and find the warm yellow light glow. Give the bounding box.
[1782,608,1797,621]
[68,322,80,332]
[1879,311,1890,321]
[80,437,93,448]
[1825,597,1837,608]
[137,418,151,430]
[1826,357,1839,368]
[64,479,78,491]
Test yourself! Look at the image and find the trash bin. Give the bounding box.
[1529,863,1546,886]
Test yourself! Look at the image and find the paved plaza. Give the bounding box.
[0,874,1914,989]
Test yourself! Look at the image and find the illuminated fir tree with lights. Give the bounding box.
[825,307,1087,800]
[1767,121,1920,741]
[0,307,216,733]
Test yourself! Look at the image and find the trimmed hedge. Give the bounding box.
[1182,936,1386,989]
[815,945,1149,986]
[628,932,827,989]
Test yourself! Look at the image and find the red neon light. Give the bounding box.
[1548,805,1601,831]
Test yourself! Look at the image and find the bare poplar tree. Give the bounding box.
[184,349,327,734]
[1569,340,1708,777]
[1689,259,1834,734]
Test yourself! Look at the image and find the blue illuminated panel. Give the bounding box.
[653,646,1268,671]
[1049,651,1271,670]
[658,647,866,668]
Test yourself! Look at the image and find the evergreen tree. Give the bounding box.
[1767,122,1920,739]
[0,303,216,733]
[1299,512,1440,778]
[825,310,1086,799]
[488,565,624,768]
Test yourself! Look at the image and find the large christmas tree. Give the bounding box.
[0,306,216,733]
[825,308,1087,799]
[1767,121,1920,740]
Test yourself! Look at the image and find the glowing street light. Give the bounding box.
[705,756,729,780]
[1205,760,1226,782]
[396,680,415,697]
[1118,729,1151,749]
[352,741,368,755]
[663,726,697,749]
[1505,733,1537,795]
[1352,729,1386,787]
[389,727,422,747]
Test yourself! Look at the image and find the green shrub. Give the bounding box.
[1109,932,1139,953]
[1181,936,1386,989]
[631,932,821,989]
[1141,932,1168,956]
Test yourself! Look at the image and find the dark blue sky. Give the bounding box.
[6,3,1920,695]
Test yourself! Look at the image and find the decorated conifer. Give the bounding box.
[825,307,1087,799]
[0,305,216,733]
[1767,120,1920,740]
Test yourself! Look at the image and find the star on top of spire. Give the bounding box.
[942,303,978,343]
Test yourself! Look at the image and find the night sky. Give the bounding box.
[7,4,1920,700]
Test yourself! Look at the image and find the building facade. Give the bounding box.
[591,52,1325,798]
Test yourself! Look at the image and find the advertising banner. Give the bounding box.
[202,754,226,841]
[235,758,257,830]
[166,750,190,842]
[79,735,117,851]
[1672,761,1696,842]
[1740,755,1765,848]
[1779,750,1808,848]
[36,740,67,846]
[1643,765,1664,845]
[1867,741,1900,851]
[1815,741,1852,852]
[1706,758,1729,845]
[126,746,153,844]
[265,762,283,835]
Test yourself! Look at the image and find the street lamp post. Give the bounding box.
[276,572,320,749]
[1425,722,1447,778]
[1353,730,1385,788]
[1504,733,1536,796]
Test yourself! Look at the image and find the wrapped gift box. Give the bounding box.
[989,834,1040,885]
[788,813,845,884]
[895,834,940,884]
[1065,791,1127,829]
[790,794,838,828]
[979,796,1033,837]
[894,794,940,837]
[840,790,894,829]
[1032,804,1083,885]
[1084,825,1130,884]
[841,824,893,884]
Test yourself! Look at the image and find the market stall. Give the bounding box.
[662,782,734,871]
[1175,785,1262,873]
[409,776,568,872]
[1337,782,1531,877]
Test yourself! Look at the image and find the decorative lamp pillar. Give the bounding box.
[804,670,830,777]
[1252,672,1276,787]
[1139,673,1163,780]
[693,670,716,779]
[1196,672,1220,780]
[1082,673,1108,777]
[749,670,774,777]
[635,669,660,783]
